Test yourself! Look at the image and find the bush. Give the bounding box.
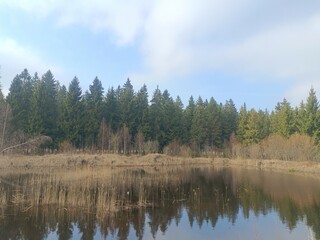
[144,141,159,154]
[232,133,318,161]
[59,140,74,153]
[163,140,192,157]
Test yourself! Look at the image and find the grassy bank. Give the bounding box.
[1,153,320,176]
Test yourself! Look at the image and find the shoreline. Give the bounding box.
[1,153,320,177]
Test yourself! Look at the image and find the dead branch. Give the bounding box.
[1,136,52,153]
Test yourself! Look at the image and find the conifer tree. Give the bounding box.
[29,74,43,135]
[256,109,270,141]
[184,96,195,145]
[243,109,259,145]
[7,69,33,134]
[56,83,67,143]
[134,84,149,137]
[191,96,207,152]
[0,83,10,150]
[84,77,104,148]
[237,104,248,143]
[270,98,294,138]
[119,79,135,134]
[41,70,58,138]
[64,77,83,147]
[149,87,164,149]
[304,87,319,138]
[221,99,238,142]
[172,96,185,143]
[206,97,222,148]
[294,101,306,134]
[105,87,120,133]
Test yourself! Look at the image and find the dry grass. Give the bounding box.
[1,152,320,177]
[0,166,206,217]
[0,153,214,170]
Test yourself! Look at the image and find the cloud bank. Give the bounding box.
[1,0,320,104]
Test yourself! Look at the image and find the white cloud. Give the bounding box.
[222,14,320,81]
[0,38,67,95]
[1,0,320,98]
[285,81,320,107]
[0,0,152,45]
[125,0,320,95]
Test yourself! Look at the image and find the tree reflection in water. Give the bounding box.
[0,167,319,239]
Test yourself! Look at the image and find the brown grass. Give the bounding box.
[1,153,320,177]
[0,166,207,217]
[0,153,214,170]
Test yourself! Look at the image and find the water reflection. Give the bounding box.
[0,166,319,239]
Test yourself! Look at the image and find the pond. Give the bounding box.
[0,166,319,240]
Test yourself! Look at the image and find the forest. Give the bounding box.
[0,68,319,160]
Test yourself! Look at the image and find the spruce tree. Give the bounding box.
[172,96,185,143]
[270,98,294,138]
[294,102,306,134]
[221,99,238,142]
[7,69,33,135]
[65,77,83,147]
[29,74,43,135]
[304,87,319,138]
[84,77,104,148]
[56,83,67,143]
[243,109,259,145]
[149,87,164,149]
[29,70,58,143]
[105,87,120,133]
[119,79,135,134]
[191,96,207,152]
[256,109,270,141]
[206,97,222,148]
[134,84,149,137]
[237,104,248,143]
[184,96,195,145]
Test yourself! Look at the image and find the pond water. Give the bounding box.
[0,166,319,240]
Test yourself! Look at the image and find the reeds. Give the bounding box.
[0,166,198,219]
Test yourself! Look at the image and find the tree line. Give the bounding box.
[0,68,319,158]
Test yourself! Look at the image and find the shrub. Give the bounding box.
[232,133,318,161]
[59,140,74,153]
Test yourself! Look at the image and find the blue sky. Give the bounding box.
[0,0,320,110]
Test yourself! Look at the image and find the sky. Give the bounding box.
[0,0,320,110]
